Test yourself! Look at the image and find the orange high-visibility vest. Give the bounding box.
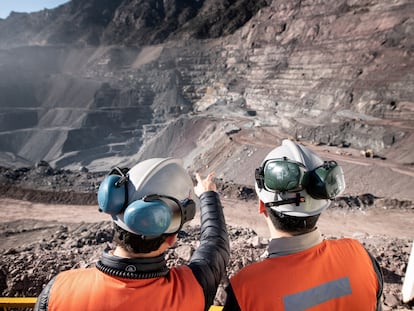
[230,238,380,311]
[48,266,204,311]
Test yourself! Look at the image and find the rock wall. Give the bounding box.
[0,0,412,172]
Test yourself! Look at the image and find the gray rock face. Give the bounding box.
[0,0,268,47]
[0,0,412,176]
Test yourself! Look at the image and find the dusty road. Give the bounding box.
[1,197,413,240]
[1,197,413,310]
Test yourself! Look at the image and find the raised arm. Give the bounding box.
[189,173,230,310]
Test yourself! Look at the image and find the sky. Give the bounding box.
[0,0,70,19]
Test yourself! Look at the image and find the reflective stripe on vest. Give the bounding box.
[230,238,379,311]
[49,266,204,311]
[283,276,352,311]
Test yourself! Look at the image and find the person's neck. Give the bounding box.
[268,225,317,239]
[269,227,294,238]
[112,247,165,258]
[265,216,294,238]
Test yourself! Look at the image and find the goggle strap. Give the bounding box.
[255,167,264,189]
[265,193,305,207]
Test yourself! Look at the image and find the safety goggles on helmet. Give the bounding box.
[255,158,345,200]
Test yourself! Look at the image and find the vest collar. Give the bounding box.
[267,228,323,258]
[96,249,169,279]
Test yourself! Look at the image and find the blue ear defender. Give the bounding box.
[97,167,196,237]
[97,167,129,215]
[124,199,172,236]
[124,194,196,236]
[255,159,345,200]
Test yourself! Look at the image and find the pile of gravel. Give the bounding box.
[0,219,412,310]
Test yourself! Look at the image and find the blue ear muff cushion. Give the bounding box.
[98,175,126,215]
[124,200,172,236]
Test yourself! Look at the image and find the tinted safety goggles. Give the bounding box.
[255,158,345,200]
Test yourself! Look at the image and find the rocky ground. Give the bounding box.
[0,163,413,310]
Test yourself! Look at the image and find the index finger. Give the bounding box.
[206,172,215,181]
[195,172,202,184]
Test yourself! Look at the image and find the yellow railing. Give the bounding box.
[0,297,223,310]
[0,297,37,311]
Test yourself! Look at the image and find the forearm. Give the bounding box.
[189,191,230,308]
[366,249,384,311]
[222,284,242,311]
[34,277,55,311]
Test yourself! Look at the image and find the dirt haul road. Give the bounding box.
[1,197,413,244]
[1,197,413,310]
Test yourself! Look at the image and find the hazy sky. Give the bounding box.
[0,0,70,19]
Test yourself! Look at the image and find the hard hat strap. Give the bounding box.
[265,193,305,207]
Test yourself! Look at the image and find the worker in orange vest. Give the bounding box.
[35,158,229,311]
[223,139,383,311]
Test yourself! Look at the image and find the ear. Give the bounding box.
[165,234,178,246]
[259,200,268,216]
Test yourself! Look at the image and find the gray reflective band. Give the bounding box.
[283,277,352,311]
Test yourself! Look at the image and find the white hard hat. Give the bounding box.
[126,158,195,204]
[98,158,196,236]
[255,139,345,217]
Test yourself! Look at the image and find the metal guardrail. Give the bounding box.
[0,297,37,311]
[0,297,223,311]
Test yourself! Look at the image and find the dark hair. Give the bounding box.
[112,223,169,254]
[265,206,320,235]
